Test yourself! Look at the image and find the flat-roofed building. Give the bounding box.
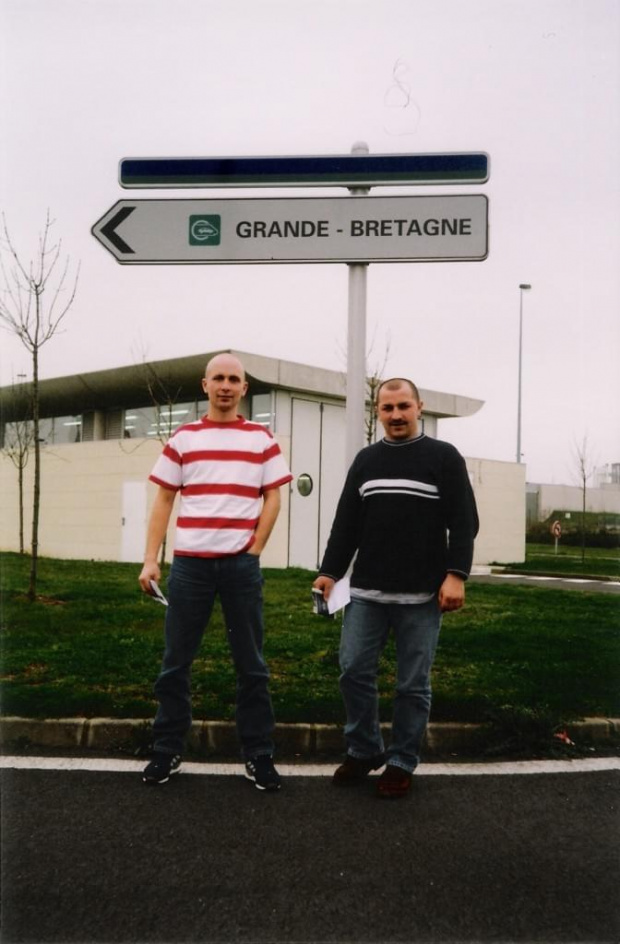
[0,349,525,568]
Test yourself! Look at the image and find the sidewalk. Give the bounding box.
[1,715,619,759]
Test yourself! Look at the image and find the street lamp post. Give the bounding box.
[516,283,532,463]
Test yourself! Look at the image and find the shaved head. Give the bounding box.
[202,353,248,421]
[205,352,246,381]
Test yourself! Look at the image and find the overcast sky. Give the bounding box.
[1,0,618,484]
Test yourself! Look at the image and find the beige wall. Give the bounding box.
[1,439,524,568]
[467,457,526,565]
[1,440,160,562]
[0,435,293,567]
[535,482,620,519]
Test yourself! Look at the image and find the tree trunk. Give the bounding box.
[28,320,41,601]
[18,461,24,554]
[581,479,586,566]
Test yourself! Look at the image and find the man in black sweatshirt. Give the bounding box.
[313,378,479,798]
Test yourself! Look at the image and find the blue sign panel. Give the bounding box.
[119,153,489,189]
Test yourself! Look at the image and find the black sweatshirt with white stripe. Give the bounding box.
[319,434,479,594]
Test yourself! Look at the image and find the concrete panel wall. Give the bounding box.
[2,441,524,568]
[1,440,161,562]
[535,483,620,519]
[467,457,526,565]
[0,436,292,567]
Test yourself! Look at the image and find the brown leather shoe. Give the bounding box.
[332,753,385,786]
[376,764,412,799]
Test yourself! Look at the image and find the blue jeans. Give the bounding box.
[152,554,275,759]
[339,596,442,772]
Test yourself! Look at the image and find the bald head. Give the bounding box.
[205,352,246,382]
[202,353,248,422]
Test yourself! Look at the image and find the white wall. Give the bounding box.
[535,482,620,519]
[0,436,292,567]
[467,457,526,565]
[2,439,161,562]
[1,438,525,568]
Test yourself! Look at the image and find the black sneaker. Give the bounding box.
[142,752,182,785]
[244,755,281,792]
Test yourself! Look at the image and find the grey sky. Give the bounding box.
[1,0,618,483]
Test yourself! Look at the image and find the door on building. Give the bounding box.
[288,398,347,570]
[121,481,147,562]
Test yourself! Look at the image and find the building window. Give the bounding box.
[123,401,200,439]
[53,415,83,444]
[251,393,274,430]
[1,420,33,451]
[38,418,53,444]
[34,415,82,444]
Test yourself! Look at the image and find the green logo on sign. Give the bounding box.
[189,215,221,246]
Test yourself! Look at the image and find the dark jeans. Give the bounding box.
[152,553,275,759]
[339,596,442,772]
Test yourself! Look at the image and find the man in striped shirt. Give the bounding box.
[313,378,479,798]
[139,353,292,790]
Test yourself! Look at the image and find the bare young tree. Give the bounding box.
[120,344,187,568]
[1,380,35,553]
[139,359,185,569]
[0,211,80,600]
[338,328,392,445]
[364,333,391,445]
[573,435,596,565]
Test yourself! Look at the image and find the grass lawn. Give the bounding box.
[500,543,619,579]
[1,553,618,730]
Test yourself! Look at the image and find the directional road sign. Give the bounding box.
[119,153,489,188]
[92,195,488,265]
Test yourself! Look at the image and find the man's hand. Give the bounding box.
[438,573,466,612]
[138,486,175,594]
[139,560,161,595]
[249,488,281,557]
[313,575,335,600]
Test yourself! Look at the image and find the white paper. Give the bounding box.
[327,577,350,614]
[149,580,168,606]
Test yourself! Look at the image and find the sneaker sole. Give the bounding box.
[244,771,281,792]
[142,766,182,785]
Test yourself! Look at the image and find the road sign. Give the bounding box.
[92,194,488,265]
[119,153,489,188]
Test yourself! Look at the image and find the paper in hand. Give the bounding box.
[326,577,350,614]
[149,580,168,606]
[312,577,351,617]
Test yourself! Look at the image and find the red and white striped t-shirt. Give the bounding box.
[149,416,293,557]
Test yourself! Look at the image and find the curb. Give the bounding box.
[1,716,618,759]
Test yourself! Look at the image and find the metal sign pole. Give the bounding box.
[95,147,490,470]
[346,142,370,467]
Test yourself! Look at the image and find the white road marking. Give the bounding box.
[0,756,618,776]
[480,574,620,587]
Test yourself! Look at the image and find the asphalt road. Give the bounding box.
[1,763,618,943]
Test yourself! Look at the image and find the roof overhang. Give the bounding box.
[0,349,484,422]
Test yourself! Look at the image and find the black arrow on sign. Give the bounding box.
[101,205,136,254]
